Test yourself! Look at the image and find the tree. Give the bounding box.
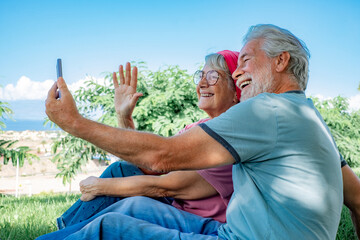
[0,101,39,197]
[0,101,12,129]
[0,101,39,167]
[312,96,360,167]
[131,64,207,136]
[49,63,206,187]
[51,135,108,191]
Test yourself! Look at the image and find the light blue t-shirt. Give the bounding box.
[199,91,343,240]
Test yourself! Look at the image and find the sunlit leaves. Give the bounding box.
[51,133,108,185]
[312,96,360,167]
[0,101,13,130]
[0,140,38,167]
[132,65,207,136]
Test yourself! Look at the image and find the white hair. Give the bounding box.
[244,24,310,90]
[205,53,235,91]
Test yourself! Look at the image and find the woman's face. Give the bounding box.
[196,65,238,118]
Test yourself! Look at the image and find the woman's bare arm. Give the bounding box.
[80,170,218,201]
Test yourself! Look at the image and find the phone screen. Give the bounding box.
[56,58,62,78]
[56,58,62,98]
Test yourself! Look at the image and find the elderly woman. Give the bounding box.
[55,50,240,230]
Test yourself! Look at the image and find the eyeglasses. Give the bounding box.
[193,70,220,86]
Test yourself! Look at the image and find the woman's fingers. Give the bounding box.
[125,62,131,85]
[112,72,119,89]
[119,65,125,85]
[116,62,138,89]
[130,66,138,89]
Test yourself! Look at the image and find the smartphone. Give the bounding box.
[56,58,62,98]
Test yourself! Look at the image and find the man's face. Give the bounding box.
[232,39,275,102]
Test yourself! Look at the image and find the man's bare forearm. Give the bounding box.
[64,114,233,172]
[70,116,169,172]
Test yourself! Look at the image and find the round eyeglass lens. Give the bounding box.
[206,70,219,85]
[193,70,203,84]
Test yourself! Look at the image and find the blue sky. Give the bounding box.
[1,0,360,121]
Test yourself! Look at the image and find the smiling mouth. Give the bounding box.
[201,93,214,97]
[239,80,251,90]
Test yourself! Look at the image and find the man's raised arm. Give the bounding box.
[45,76,234,173]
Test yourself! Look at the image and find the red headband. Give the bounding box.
[217,50,241,100]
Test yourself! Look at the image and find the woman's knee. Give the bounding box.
[100,161,143,178]
[99,162,122,178]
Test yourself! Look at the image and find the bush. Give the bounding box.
[312,96,360,167]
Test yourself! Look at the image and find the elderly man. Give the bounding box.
[45,24,343,239]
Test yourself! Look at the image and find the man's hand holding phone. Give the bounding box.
[56,58,62,98]
[47,58,82,133]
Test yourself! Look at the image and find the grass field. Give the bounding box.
[0,193,358,240]
[0,193,79,240]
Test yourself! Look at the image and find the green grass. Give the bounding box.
[0,193,80,240]
[337,206,358,240]
[0,193,358,239]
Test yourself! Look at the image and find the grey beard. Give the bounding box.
[240,65,274,102]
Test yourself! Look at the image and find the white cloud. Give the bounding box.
[0,76,54,101]
[349,94,360,112]
[0,76,106,101]
[67,76,107,93]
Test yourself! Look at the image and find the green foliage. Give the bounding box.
[0,101,13,130]
[0,140,38,167]
[132,64,207,136]
[312,96,360,167]
[73,63,206,135]
[49,62,206,185]
[51,135,108,185]
[0,102,39,167]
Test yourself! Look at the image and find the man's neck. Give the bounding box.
[273,75,301,94]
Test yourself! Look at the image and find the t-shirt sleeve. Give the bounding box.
[340,153,347,167]
[199,95,278,164]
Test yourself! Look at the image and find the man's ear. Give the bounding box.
[275,52,291,73]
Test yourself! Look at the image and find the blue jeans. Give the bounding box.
[37,196,223,240]
[57,161,173,229]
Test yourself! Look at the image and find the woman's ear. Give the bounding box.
[233,91,239,104]
[275,51,291,73]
